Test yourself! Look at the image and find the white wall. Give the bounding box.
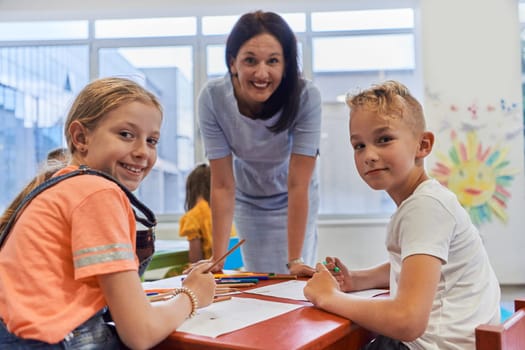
[421,0,525,284]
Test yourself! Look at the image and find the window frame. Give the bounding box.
[0,1,422,222]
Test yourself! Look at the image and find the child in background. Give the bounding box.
[0,77,215,349]
[304,81,501,350]
[46,146,69,164]
[0,147,70,233]
[179,163,236,263]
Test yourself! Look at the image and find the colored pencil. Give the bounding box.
[214,282,256,288]
[204,239,246,273]
[213,295,233,303]
[213,273,297,280]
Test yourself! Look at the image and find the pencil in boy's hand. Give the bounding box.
[204,238,246,273]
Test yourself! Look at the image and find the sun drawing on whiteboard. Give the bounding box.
[430,131,515,226]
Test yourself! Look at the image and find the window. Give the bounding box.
[0,5,420,219]
[311,9,414,31]
[0,43,89,208]
[311,8,418,215]
[95,17,197,38]
[0,21,88,40]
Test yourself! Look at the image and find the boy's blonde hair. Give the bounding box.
[346,80,425,133]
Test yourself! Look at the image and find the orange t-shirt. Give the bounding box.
[0,166,138,343]
[178,199,236,259]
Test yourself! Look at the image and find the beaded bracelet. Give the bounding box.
[173,287,198,318]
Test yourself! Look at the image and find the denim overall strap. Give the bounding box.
[0,165,156,249]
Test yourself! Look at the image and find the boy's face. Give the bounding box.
[349,108,428,204]
[80,101,161,191]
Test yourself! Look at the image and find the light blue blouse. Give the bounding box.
[198,75,321,210]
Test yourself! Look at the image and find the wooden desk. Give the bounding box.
[153,278,373,350]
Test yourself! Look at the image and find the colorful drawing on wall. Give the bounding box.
[430,130,516,226]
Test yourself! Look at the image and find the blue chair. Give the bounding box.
[500,304,513,322]
[224,236,244,270]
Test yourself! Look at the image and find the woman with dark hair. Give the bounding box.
[196,10,321,275]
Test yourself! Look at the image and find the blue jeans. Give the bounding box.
[0,310,123,349]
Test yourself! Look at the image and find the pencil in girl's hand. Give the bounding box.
[204,239,246,273]
[213,296,232,303]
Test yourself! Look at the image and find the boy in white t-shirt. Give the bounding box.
[304,80,501,350]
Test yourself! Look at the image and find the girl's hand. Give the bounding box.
[181,263,216,308]
[183,259,222,274]
[303,263,340,306]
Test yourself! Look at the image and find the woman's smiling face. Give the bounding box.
[229,33,285,115]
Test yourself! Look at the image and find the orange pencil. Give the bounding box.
[204,239,246,273]
[145,288,173,294]
[213,295,232,303]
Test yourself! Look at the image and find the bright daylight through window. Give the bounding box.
[0,5,418,218]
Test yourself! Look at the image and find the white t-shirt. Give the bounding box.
[387,179,501,350]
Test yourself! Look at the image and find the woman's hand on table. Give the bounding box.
[288,263,316,277]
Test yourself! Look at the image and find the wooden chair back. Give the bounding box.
[475,298,525,350]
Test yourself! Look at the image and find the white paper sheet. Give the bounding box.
[142,275,183,290]
[246,280,389,301]
[177,297,303,337]
[246,280,308,301]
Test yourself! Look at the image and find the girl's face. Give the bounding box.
[74,101,162,191]
[349,108,427,205]
[229,33,285,115]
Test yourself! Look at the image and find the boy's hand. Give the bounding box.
[324,257,353,292]
[303,263,340,307]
